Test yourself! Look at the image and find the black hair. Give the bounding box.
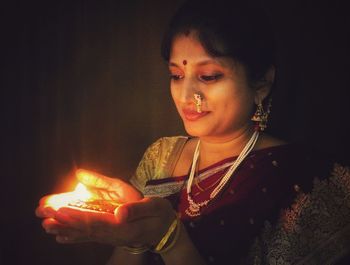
[161,0,276,86]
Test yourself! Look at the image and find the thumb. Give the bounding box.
[114,197,166,223]
[114,205,129,223]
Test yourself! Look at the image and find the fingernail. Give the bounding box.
[114,207,128,223]
[43,207,56,217]
[46,229,57,234]
[43,209,51,216]
[55,210,69,220]
[56,236,70,243]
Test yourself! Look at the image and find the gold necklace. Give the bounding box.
[193,155,236,195]
[193,162,225,194]
[193,175,224,196]
[193,156,205,193]
[185,131,260,217]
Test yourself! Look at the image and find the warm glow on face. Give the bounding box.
[45,183,93,211]
[169,35,256,139]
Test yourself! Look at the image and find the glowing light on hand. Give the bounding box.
[45,183,93,211]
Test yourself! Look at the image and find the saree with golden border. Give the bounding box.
[130,137,350,264]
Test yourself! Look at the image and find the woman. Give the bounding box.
[36,0,350,264]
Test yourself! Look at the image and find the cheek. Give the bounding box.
[170,85,178,104]
[208,86,254,118]
[170,85,182,112]
[205,86,237,110]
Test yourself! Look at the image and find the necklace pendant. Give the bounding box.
[189,203,200,212]
[185,206,201,217]
[185,200,202,217]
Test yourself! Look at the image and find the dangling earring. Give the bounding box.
[251,98,272,131]
[194,93,202,113]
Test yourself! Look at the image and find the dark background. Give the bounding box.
[1,0,349,264]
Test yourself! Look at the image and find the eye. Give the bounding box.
[170,74,183,81]
[199,74,223,82]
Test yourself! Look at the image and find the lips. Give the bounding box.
[182,108,210,121]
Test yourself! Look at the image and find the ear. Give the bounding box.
[254,66,275,104]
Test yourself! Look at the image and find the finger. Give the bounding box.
[42,218,70,234]
[36,205,56,218]
[53,207,121,244]
[115,197,169,223]
[56,235,91,244]
[95,188,115,201]
[36,194,59,218]
[39,195,51,206]
[56,235,75,244]
[76,169,142,202]
[76,169,120,190]
[42,218,60,234]
[81,186,122,202]
[55,227,92,244]
[43,217,94,244]
[106,191,122,201]
[54,207,82,228]
[55,207,116,229]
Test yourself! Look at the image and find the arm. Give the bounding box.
[106,247,147,265]
[104,136,205,264]
[106,221,206,265]
[36,138,204,264]
[37,184,207,265]
[160,222,207,265]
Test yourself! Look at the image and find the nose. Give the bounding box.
[178,77,199,104]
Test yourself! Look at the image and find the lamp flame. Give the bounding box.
[45,183,93,211]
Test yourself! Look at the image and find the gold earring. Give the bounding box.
[194,93,202,113]
[251,98,272,131]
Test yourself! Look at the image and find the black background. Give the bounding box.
[1,0,349,264]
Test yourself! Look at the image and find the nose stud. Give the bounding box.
[193,93,202,113]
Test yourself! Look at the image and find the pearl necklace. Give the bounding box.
[185,131,260,217]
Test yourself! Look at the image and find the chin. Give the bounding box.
[183,123,211,138]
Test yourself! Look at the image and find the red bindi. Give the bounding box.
[182,60,187,65]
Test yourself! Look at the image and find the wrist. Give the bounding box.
[150,214,181,254]
[160,223,207,264]
[122,245,149,255]
[122,214,180,255]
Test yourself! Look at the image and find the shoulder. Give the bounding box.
[255,133,288,150]
[143,136,189,160]
[251,135,337,194]
[129,136,188,192]
[156,136,189,148]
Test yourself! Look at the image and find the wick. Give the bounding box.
[183,60,187,66]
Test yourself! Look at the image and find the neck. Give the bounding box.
[197,125,255,167]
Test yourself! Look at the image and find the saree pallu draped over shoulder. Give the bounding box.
[130,137,350,265]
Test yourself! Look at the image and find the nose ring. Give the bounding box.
[193,93,202,113]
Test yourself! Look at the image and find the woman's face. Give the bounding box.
[169,34,258,141]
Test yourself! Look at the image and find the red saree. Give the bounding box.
[131,137,350,264]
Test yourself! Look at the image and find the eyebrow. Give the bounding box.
[168,59,220,67]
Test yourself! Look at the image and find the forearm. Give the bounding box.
[160,223,207,265]
[106,223,206,265]
[106,247,147,265]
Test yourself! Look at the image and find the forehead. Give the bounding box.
[170,35,211,61]
[169,34,235,69]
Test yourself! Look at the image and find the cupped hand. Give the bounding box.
[41,197,176,247]
[35,192,75,219]
[36,169,175,247]
[76,169,143,203]
[36,169,143,219]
